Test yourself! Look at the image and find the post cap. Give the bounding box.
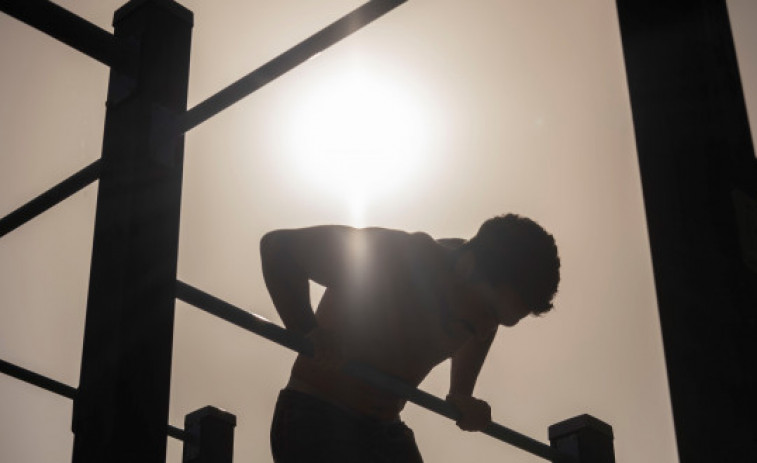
[548,414,613,441]
[114,0,194,26]
[186,406,237,427]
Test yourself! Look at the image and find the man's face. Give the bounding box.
[474,282,531,327]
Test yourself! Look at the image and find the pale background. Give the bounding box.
[1,1,755,462]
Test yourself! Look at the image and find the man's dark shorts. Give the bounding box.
[271,389,424,463]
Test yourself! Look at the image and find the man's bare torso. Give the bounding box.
[288,231,473,420]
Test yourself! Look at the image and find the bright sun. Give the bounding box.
[284,61,433,225]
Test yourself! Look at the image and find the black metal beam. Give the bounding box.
[0,160,101,239]
[180,0,406,133]
[176,280,567,462]
[0,357,77,399]
[616,1,757,461]
[72,2,193,462]
[0,0,136,71]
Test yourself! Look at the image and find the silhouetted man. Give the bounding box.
[261,214,560,463]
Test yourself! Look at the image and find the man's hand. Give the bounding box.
[445,393,492,431]
[305,327,345,371]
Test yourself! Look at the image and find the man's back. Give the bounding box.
[286,228,471,419]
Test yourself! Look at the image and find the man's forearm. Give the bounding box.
[449,330,496,397]
[449,365,478,397]
[260,231,318,335]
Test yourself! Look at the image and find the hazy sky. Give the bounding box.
[1,1,755,462]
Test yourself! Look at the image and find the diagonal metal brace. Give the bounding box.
[0,160,101,239]
[0,0,137,72]
[180,0,406,133]
[0,357,77,399]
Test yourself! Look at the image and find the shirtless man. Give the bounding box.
[261,214,560,463]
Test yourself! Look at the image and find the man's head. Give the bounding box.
[464,214,560,316]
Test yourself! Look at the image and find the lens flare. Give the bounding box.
[284,63,432,224]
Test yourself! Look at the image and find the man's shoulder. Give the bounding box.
[401,231,454,266]
[405,231,445,251]
[386,230,463,255]
[352,228,453,285]
[356,228,442,258]
[435,238,466,249]
[361,228,435,245]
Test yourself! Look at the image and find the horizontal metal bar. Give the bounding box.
[0,160,101,239]
[167,424,189,442]
[181,0,406,133]
[0,0,136,70]
[176,280,311,355]
[175,280,567,461]
[0,358,194,442]
[0,357,77,399]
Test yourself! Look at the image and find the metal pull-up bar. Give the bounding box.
[176,281,581,463]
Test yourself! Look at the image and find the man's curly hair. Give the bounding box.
[465,214,560,315]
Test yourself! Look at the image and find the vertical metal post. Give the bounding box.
[548,415,615,463]
[616,1,757,461]
[71,1,192,463]
[182,406,237,463]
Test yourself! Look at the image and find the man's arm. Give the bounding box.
[447,329,497,431]
[259,225,396,335]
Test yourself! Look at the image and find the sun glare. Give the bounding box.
[284,63,432,225]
